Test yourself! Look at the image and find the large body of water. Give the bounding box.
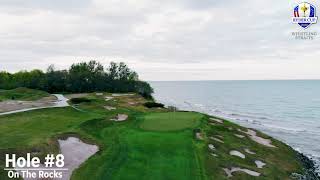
[150,80,320,173]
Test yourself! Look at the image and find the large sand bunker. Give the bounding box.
[0,94,69,116]
[229,150,245,159]
[15,137,98,180]
[111,114,128,121]
[223,167,260,177]
[238,129,276,148]
[58,137,99,180]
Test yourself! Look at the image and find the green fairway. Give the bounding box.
[140,112,203,131]
[73,127,205,180]
[0,87,50,101]
[0,107,101,148]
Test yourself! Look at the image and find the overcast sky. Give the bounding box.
[0,0,319,80]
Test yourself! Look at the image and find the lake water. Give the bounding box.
[150,80,320,173]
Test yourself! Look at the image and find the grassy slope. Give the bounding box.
[0,92,307,180]
[204,120,303,179]
[0,87,50,101]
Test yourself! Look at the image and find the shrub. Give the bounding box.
[168,106,178,111]
[70,97,91,104]
[143,102,164,108]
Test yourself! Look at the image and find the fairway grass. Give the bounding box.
[140,112,203,131]
[0,107,101,148]
[74,128,205,180]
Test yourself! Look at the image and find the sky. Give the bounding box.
[0,0,319,81]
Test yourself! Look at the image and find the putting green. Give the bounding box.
[140,112,203,131]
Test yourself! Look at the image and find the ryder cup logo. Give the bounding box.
[292,2,318,29]
[292,2,317,29]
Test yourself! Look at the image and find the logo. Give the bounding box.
[292,2,317,29]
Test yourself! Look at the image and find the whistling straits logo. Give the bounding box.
[292,2,318,29]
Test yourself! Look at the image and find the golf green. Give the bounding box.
[140,112,203,131]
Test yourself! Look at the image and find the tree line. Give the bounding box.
[0,61,153,98]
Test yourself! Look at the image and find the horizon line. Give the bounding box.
[147,79,320,82]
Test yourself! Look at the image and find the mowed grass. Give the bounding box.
[73,121,206,180]
[140,112,203,131]
[0,87,50,101]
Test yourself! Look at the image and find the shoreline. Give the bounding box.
[210,113,320,178]
[168,105,320,179]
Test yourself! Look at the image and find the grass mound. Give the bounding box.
[0,87,50,101]
[140,112,203,131]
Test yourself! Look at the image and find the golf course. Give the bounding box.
[0,88,315,179]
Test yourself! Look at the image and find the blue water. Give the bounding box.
[150,80,320,173]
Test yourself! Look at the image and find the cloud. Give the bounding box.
[0,0,319,80]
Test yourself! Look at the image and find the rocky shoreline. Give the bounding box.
[293,152,320,180]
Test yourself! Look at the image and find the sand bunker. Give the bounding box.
[104,106,116,110]
[234,134,245,138]
[105,96,113,101]
[244,148,256,155]
[230,150,246,159]
[255,160,266,168]
[111,93,134,97]
[210,137,224,143]
[211,153,218,157]
[58,137,98,180]
[238,129,276,148]
[128,102,137,105]
[0,96,56,113]
[0,94,69,116]
[208,144,216,150]
[15,137,98,180]
[196,132,203,140]
[209,118,223,124]
[111,114,128,121]
[223,167,260,177]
